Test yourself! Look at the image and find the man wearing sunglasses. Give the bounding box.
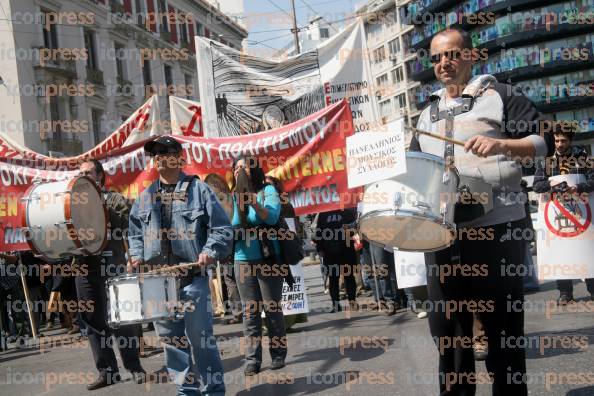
[128,136,233,396]
[410,27,553,396]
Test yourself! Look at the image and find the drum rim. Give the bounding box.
[359,209,457,252]
[106,273,179,284]
[107,313,183,328]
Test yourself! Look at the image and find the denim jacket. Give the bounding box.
[128,172,233,263]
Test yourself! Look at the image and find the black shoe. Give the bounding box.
[244,362,260,376]
[382,302,397,316]
[87,373,121,391]
[270,357,285,370]
[329,303,342,313]
[557,294,574,305]
[131,370,147,384]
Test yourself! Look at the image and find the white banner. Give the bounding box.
[535,179,594,280]
[169,96,203,137]
[196,20,378,137]
[346,119,406,188]
[281,263,309,315]
[394,250,427,289]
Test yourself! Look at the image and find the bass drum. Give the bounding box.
[21,176,108,260]
[359,152,459,252]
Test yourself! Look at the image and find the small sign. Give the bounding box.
[346,119,406,188]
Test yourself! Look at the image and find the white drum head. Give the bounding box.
[361,211,456,252]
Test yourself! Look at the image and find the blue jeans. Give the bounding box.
[154,276,225,396]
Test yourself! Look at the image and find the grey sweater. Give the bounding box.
[410,74,553,228]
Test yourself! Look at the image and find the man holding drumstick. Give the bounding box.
[410,27,553,395]
[77,159,146,390]
[128,136,233,396]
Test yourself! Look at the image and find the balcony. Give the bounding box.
[116,76,133,96]
[87,68,104,85]
[31,47,77,79]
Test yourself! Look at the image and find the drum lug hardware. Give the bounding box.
[413,201,431,212]
[21,195,41,202]
[54,221,72,227]
[393,192,403,209]
[442,171,450,184]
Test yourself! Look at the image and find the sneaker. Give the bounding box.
[382,302,397,316]
[557,294,574,306]
[473,340,488,361]
[416,311,428,319]
[67,325,80,335]
[270,357,285,370]
[329,302,342,313]
[87,372,121,391]
[244,362,260,376]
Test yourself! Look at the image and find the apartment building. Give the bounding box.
[0,0,247,156]
[357,0,419,145]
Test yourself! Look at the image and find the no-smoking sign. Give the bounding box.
[544,197,592,238]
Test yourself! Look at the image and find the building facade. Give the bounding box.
[0,0,247,156]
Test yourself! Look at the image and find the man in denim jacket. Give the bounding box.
[128,136,233,396]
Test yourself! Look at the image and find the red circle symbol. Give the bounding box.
[544,198,591,238]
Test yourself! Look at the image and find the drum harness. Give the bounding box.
[428,79,493,225]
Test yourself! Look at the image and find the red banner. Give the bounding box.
[0,100,357,252]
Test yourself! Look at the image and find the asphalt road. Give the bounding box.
[1,264,593,396]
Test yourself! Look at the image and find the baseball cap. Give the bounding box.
[144,136,183,155]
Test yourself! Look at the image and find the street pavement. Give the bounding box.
[1,264,593,396]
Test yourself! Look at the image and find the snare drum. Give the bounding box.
[106,274,181,327]
[21,176,108,260]
[359,152,459,252]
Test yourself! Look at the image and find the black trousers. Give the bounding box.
[234,259,287,365]
[75,271,142,375]
[324,247,358,305]
[426,220,527,396]
[556,279,594,296]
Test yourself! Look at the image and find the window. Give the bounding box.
[391,66,404,84]
[84,30,97,69]
[158,0,169,33]
[373,46,386,64]
[376,74,389,88]
[320,28,330,39]
[114,44,126,81]
[164,65,173,96]
[395,93,406,110]
[184,74,193,99]
[49,96,62,137]
[379,99,392,118]
[42,9,58,49]
[195,22,203,36]
[180,20,189,43]
[143,59,152,88]
[134,0,146,27]
[388,39,400,56]
[91,108,103,144]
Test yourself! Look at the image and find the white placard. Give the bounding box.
[281,262,309,315]
[535,191,594,280]
[285,218,297,233]
[346,119,406,188]
[394,250,427,289]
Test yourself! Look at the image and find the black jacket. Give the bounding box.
[533,146,594,194]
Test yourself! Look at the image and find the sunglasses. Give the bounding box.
[430,49,462,64]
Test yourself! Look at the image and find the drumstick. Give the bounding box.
[144,262,202,275]
[407,127,465,147]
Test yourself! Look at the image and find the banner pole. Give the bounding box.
[17,252,38,340]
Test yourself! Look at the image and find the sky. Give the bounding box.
[242,0,361,56]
